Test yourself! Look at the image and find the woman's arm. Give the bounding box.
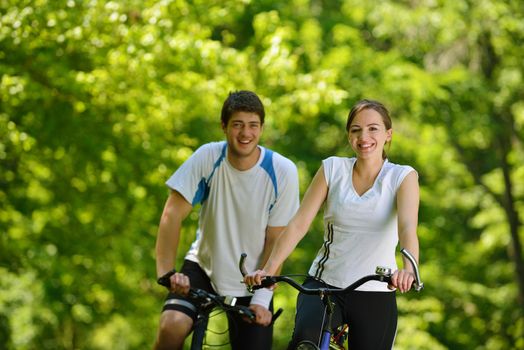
[392,171,420,292]
[246,166,328,284]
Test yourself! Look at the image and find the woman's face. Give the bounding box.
[348,108,392,159]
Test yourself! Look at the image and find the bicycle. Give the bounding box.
[239,248,424,350]
[157,271,282,349]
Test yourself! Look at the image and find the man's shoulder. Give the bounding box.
[263,147,297,170]
[190,141,227,162]
[196,141,227,154]
[178,141,227,175]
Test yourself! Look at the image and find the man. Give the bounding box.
[153,90,300,350]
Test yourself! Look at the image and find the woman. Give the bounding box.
[244,99,420,349]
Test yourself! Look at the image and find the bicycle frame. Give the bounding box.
[190,312,209,350]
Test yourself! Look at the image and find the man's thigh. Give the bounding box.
[227,296,274,350]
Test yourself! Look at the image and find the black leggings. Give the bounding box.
[162,260,273,350]
[288,277,397,350]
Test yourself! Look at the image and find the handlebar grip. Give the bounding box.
[237,305,255,320]
[157,268,177,289]
[237,306,282,325]
[261,276,277,288]
[248,277,277,290]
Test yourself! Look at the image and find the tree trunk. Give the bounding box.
[499,143,524,307]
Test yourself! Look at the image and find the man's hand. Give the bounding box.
[169,272,191,296]
[249,304,272,326]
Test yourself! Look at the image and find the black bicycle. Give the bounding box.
[157,273,282,349]
[239,248,424,350]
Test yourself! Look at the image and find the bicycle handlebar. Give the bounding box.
[157,270,256,321]
[240,248,424,294]
[188,288,256,320]
[400,248,424,291]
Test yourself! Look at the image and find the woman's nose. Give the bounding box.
[358,130,369,138]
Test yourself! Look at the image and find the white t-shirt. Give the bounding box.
[309,156,416,291]
[166,141,299,296]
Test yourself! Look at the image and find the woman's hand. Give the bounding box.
[389,269,415,293]
[244,269,268,287]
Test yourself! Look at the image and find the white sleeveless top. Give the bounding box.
[309,157,416,291]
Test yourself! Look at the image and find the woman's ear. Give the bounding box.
[386,128,393,142]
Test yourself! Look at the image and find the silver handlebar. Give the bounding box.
[400,248,424,292]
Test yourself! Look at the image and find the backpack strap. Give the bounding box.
[260,148,278,211]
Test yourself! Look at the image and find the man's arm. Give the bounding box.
[155,190,193,278]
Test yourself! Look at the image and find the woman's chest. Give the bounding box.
[325,176,396,226]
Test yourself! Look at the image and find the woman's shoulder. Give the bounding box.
[383,160,418,187]
[322,157,355,184]
[384,160,417,174]
[323,156,356,167]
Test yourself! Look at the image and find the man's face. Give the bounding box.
[222,111,263,161]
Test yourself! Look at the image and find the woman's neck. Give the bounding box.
[352,157,385,196]
[354,156,385,178]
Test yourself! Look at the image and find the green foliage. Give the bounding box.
[1,0,523,349]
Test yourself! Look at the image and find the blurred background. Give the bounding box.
[1,0,523,349]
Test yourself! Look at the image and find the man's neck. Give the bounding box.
[227,146,261,171]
